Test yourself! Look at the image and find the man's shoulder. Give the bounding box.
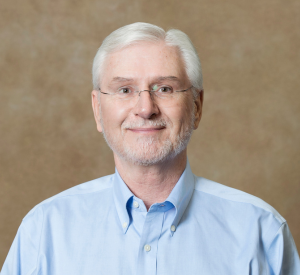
[24,174,115,220]
[50,173,114,198]
[193,176,286,224]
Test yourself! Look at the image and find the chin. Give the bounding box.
[119,135,191,166]
[101,124,194,167]
[122,139,174,166]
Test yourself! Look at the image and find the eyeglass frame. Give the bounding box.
[97,85,194,99]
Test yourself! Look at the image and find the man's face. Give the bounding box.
[92,42,203,166]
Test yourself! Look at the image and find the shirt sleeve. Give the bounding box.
[1,206,43,275]
[266,222,300,275]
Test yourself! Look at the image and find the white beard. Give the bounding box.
[100,111,195,166]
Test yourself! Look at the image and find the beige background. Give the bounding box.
[1,0,299,266]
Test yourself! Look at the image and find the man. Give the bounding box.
[1,22,299,274]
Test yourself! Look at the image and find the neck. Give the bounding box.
[114,151,187,210]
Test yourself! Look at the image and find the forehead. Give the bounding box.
[101,42,188,86]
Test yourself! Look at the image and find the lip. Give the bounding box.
[128,127,165,133]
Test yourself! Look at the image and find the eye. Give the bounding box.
[118,87,132,94]
[158,86,173,93]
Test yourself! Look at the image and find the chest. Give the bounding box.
[36,212,269,275]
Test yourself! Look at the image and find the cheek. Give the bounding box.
[166,101,193,127]
[100,101,131,128]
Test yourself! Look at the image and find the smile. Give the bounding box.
[128,127,165,133]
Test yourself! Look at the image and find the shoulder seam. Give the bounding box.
[193,182,285,224]
[267,221,287,273]
[37,184,112,208]
[35,206,44,273]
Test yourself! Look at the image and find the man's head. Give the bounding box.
[92,22,203,93]
[91,22,203,166]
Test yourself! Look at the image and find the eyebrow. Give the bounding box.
[110,77,134,83]
[154,76,181,83]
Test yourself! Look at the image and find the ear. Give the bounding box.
[91,90,103,132]
[193,89,204,130]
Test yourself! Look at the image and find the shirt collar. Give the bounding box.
[113,160,195,235]
[113,169,133,234]
[164,160,195,236]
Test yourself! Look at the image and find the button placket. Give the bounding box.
[136,211,164,275]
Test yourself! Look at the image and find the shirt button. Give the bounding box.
[122,222,127,228]
[144,244,151,252]
[171,225,176,232]
[133,201,139,208]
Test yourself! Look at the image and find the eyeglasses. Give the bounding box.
[98,85,193,101]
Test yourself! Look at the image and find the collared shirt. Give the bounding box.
[1,162,300,275]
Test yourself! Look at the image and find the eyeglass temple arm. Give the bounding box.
[176,86,193,93]
[98,89,110,95]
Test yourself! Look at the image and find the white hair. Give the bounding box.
[92,22,203,93]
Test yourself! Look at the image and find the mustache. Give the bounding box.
[122,118,168,129]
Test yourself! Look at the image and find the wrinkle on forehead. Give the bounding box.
[110,75,182,84]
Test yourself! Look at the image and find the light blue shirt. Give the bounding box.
[2,162,300,274]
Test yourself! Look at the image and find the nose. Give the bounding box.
[133,90,159,119]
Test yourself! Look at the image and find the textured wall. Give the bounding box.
[1,0,299,266]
